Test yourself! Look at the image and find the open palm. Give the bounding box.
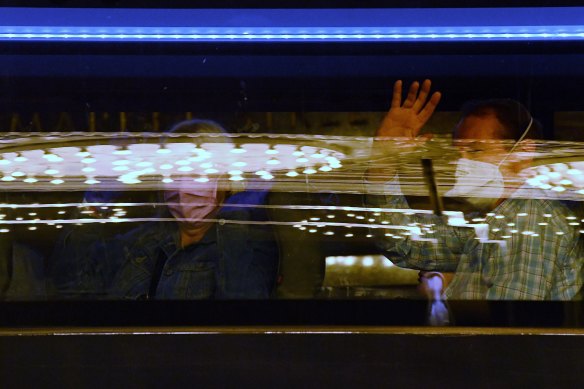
[377,79,441,138]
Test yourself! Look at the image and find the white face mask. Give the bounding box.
[446,116,534,210]
[445,158,505,209]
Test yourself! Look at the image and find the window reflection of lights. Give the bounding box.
[309,229,317,233]
[58,211,66,215]
[0,229,9,233]
[345,233,354,237]
[362,257,374,267]
[556,231,565,235]
[156,146,171,154]
[113,147,132,156]
[569,222,580,226]
[324,231,334,236]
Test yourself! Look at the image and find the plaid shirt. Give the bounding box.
[368,189,583,300]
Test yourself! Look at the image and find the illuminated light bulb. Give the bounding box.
[230,146,247,154]
[175,160,191,166]
[136,161,153,167]
[76,149,91,157]
[325,257,336,266]
[578,189,584,195]
[81,157,97,164]
[286,171,299,177]
[16,217,22,221]
[567,216,577,220]
[265,148,279,155]
[324,231,335,236]
[204,168,219,174]
[23,177,38,183]
[292,150,304,157]
[229,175,245,181]
[113,147,132,155]
[345,233,354,237]
[517,213,528,217]
[299,227,306,231]
[309,229,317,233]
[162,177,174,184]
[28,212,37,216]
[200,162,213,169]
[327,215,335,219]
[325,156,340,164]
[178,166,193,172]
[556,231,565,235]
[0,158,11,165]
[310,217,320,221]
[366,234,373,238]
[58,210,66,214]
[113,166,130,171]
[495,215,505,219]
[82,167,96,173]
[228,170,243,177]
[266,159,281,165]
[362,257,375,267]
[569,222,580,226]
[551,186,566,192]
[552,163,569,173]
[84,178,100,185]
[1,176,15,182]
[195,176,209,183]
[44,169,59,175]
[540,183,552,190]
[11,171,25,177]
[296,157,309,163]
[28,226,37,231]
[548,172,562,182]
[112,159,131,166]
[159,164,173,170]
[50,179,65,185]
[0,229,9,233]
[329,162,342,169]
[560,179,573,186]
[373,212,381,216]
[255,170,269,176]
[368,218,375,222]
[156,146,172,154]
[347,213,355,217]
[356,215,365,220]
[261,174,274,180]
[343,257,356,266]
[119,177,142,185]
[567,169,583,176]
[318,165,333,172]
[303,168,317,174]
[310,152,325,159]
[14,153,28,162]
[232,161,247,167]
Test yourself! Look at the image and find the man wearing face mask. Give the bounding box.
[367,80,583,301]
[50,119,279,300]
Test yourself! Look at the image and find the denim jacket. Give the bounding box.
[50,190,279,300]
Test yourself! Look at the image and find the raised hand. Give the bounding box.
[377,79,441,138]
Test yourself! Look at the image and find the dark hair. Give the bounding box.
[458,99,543,140]
[167,119,228,134]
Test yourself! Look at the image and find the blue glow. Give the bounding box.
[1,7,584,42]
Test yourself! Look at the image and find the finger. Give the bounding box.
[390,80,403,109]
[418,91,442,124]
[412,79,432,113]
[402,81,419,108]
